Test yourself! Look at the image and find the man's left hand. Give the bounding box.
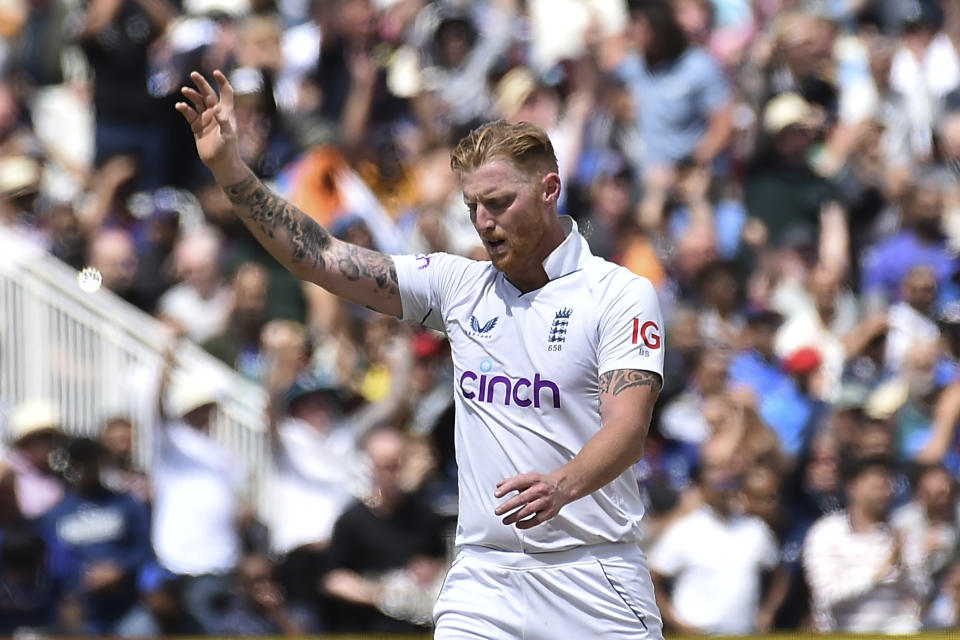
[494,472,569,529]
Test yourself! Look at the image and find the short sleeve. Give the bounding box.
[693,49,730,113]
[597,272,664,378]
[393,252,484,333]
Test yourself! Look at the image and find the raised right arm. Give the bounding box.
[221,168,402,316]
[176,71,402,318]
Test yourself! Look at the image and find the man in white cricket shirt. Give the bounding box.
[176,70,665,639]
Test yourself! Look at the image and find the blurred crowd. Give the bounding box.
[3,0,960,635]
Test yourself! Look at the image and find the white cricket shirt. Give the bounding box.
[649,506,779,634]
[152,421,245,575]
[394,216,664,553]
[267,417,369,554]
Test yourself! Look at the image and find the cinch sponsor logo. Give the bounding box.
[459,369,561,409]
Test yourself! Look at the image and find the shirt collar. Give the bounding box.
[542,216,592,280]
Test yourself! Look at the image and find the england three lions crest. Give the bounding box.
[548,308,573,348]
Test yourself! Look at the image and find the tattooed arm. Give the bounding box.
[222,173,402,316]
[494,369,662,529]
[175,70,402,317]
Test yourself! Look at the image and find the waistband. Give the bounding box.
[456,541,643,570]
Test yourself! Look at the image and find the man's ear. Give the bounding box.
[541,172,561,205]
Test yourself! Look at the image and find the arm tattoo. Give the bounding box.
[336,242,399,295]
[224,175,331,269]
[598,369,663,398]
[224,176,398,295]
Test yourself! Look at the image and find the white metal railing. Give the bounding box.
[0,225,272,513]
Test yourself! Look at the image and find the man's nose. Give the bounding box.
[474,205,495,230]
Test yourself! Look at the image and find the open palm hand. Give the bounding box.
[175,70,239,172]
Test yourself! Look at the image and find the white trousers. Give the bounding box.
[433,542,663,639]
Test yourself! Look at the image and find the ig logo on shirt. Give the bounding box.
[632,318,660,357]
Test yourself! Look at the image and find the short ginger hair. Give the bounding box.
[450,120,559,176]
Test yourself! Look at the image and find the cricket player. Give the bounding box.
[177,70,664,639]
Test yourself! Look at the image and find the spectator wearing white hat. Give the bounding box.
[150,358,247,633]
[2,400,64,520]
[745,92,848,271]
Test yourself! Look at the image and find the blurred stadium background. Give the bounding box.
[5,0,960,636]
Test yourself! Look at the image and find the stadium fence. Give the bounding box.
[0,225,272,514]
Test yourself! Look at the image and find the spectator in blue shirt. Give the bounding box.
[759,347,828,457]
[730,308,788,397]
[40,438,152,633]
[862,178,957,307]
[617,0,733,177]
